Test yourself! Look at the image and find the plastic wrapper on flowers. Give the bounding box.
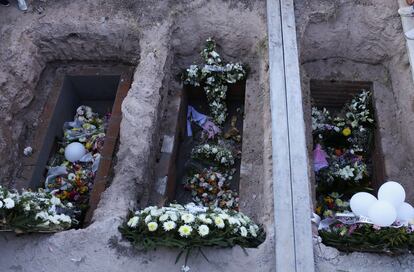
[0,186,75,233]
[119,203,265,252]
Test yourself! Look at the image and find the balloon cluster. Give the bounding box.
[350,181,414,227]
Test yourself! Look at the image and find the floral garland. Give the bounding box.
[184,169,239,210]
[119,203,265,260]
[191,143,235,168]
[182,38,247,125]
[0,186,74,233]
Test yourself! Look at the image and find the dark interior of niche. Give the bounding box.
[310,79,385,194]
[163,82,246,204]
[20,63,133,227]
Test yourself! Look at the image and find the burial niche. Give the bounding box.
[21,64,133,226]
[152,39,247,211]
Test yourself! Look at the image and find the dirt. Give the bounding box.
[0,1,274,272]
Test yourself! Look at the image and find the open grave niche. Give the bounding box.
[150,40,247,211]
[310,80,385,193]
[20,63,134,226]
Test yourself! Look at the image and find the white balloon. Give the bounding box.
[378,181,406,208]
[350,192,377,217]
[64,142,86,162]
[368,200,397,227]
[396,202,414,222]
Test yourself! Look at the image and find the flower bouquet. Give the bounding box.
[191,144,235,168]
[184,169,239,210]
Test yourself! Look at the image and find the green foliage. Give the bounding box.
[320,223,414,254]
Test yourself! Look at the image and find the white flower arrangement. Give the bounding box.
[182,38,247,125]
[120,203,265,252]
[0,186,74,233]
[191,144,235,167]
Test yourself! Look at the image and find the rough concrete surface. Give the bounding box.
[296,0,414,271]
[0,1,275,272]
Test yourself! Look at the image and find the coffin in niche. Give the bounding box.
[20,64,133,225]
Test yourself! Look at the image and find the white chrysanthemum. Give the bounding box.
[198,225,209,237]
[4,198,15,209]
[181,213,195,224]
[57,214,72,223]
[168,212,178,221]
[240,226,248,237]
[144,215,152,224]
[150,208,163,217]
[249,225,257,237]
[227,217,241,226]
[159,214,169,222]
[147,222,158,232]
[214,217,225,229]
[178,225,193,237]
[163,221,176,231]
[35,211,49,220]
[219,213,229,220]
[127,216,139,228]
